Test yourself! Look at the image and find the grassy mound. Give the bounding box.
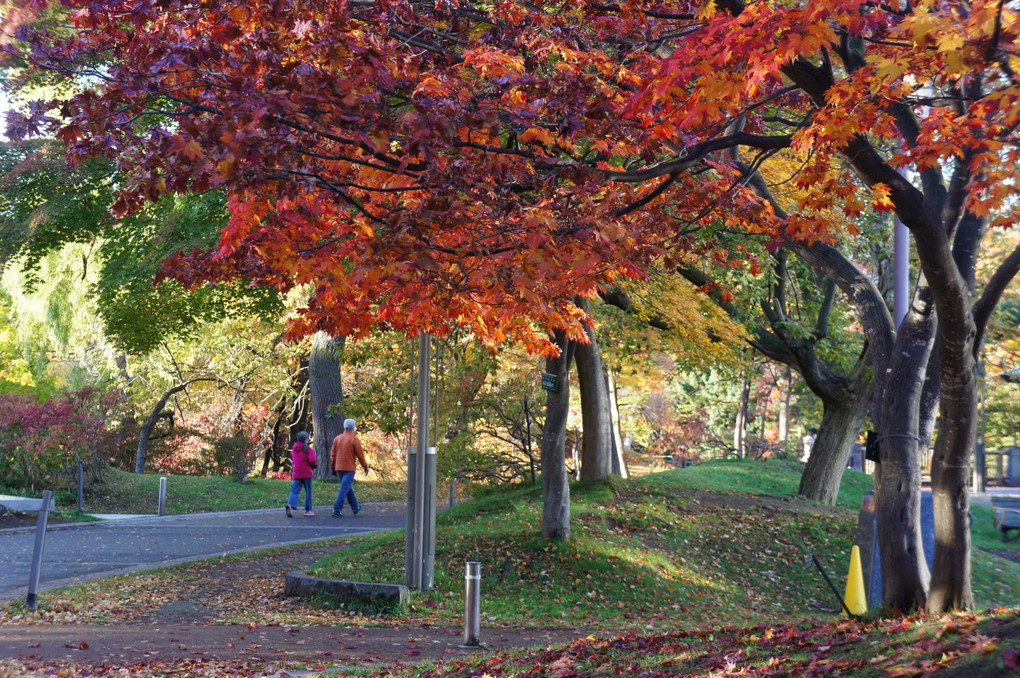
[309,458,1020,631]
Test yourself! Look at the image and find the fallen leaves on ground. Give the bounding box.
[405,608,1020,678]
[0,657,273,677]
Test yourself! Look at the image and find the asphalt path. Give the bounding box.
[0,502,407,602]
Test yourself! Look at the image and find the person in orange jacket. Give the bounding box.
[330,418,370,517]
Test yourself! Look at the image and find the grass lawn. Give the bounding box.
[306,458,1020,632]
[77,467,406,515]
[5,458,1018,677]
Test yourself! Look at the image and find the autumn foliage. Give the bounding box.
[5,0,1019,339]
[0,388,126,494]
[7,0,1020,612]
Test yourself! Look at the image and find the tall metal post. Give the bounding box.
[412,332,430,589]
[26,490,52,610]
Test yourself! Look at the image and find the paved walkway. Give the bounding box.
[0,623,588,669]
[0,503,406,602]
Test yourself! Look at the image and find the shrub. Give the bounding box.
[211,435,257,482]
[0,387,126,494]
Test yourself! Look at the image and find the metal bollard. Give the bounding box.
[158,476,167,516]
[463,561,481,646]
[77,458,84,513]
[26,490,53,610]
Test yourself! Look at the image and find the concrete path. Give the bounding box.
[0,623,588,669]
[0,503,406,602]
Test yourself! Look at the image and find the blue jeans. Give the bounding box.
[288,478,313,512]
[333,471,361,514]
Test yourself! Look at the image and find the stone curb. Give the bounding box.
[285,570,410,608]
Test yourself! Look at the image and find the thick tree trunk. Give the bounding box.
[924,272,978,611]
[927,346,976,611]
[309,332,346,479]
[795,238,931,611]
[541,331,574,541]
[574,309,613,481]
[872,281,937,612]
[798,386,870,504]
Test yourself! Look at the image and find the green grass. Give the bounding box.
[78,467,406,515]
[7,457,1018,676]
[301,458,1020,677]
[308,457,1020,631]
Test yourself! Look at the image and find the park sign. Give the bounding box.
[541,372,559,392]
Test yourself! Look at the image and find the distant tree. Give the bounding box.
[0,141,281,355]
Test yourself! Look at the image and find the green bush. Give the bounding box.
[211,435,257,482]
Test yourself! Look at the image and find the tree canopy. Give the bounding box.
[7,0,1020,612]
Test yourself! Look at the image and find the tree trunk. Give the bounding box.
[574,306,613,481]
[921,254,978,611]
[135,378,215,473]
[541,331,574,541]
[794,237,932,611]
[606,366,628,478]
[290,352,311,440]
[798,385,870,504]
[872,281,937,612]
[758,376,774,440]
[309,332,346,479]
[260,404,287,477]
[926,338,976,611]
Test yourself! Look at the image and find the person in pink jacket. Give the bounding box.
[286,431,317,517]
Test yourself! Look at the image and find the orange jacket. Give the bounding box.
[330,431,368,473]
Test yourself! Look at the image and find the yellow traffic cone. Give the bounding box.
[843,544,867,616]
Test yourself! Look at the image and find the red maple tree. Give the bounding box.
[8,0,1020,612]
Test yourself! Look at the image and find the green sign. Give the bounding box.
[541,372,559,392]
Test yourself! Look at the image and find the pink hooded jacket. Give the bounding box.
[290,442,317,480]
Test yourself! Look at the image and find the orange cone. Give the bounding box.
[843,545,867,616]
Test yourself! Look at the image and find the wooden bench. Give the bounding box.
[992,496,1020,543]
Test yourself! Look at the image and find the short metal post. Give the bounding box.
[76,458,84,513]
[422,446,437,590]
[158,476,167,516]
[463,561,481,646]
[26,490,52,610]
[405,446,417,588]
